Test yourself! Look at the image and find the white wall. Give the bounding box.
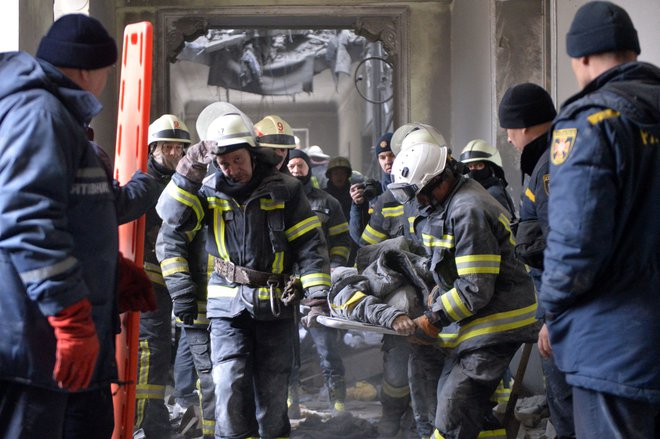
[554,0,660,105]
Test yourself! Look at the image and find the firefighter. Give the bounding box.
[287,149,350,413]
[156,105,331,439]
[497,82,574,438]
[388,134,539,439]
[157,224,216,438]
[254,114,297,172]
[542,2,660,437]
[459,139,516,219]
[135,114,191,438]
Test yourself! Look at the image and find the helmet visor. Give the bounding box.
[387,182,419,204]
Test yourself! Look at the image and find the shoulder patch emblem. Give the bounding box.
[551,128,577,166]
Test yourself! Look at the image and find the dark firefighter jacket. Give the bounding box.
[541,61,660,404]
[419,177,539,353]
[143,156,174,291]
[157,223,212,329]
[302,180,351,268]
[156,159,331,321]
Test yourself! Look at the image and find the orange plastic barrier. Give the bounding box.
[112,22,153,439]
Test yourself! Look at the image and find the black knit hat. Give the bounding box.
[566,1,640,58]
[374,132,393,157]
[289,149,313,184]
[37,14,117,70]
[498,83,557,129]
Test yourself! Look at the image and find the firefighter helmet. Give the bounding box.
[391,122,447,155]
[148,114,191,146]
[460,139,503,168]
[254,115,297,149]
[388,142,448,204]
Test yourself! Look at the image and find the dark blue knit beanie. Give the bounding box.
[37,14,117,70]
[566,1,640,58]
[498,83,556,129]
[374,132,393,157]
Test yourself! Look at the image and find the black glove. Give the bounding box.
[176,140,217,184]
[173,294,198,325]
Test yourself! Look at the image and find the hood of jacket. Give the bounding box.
[0,51,103,125]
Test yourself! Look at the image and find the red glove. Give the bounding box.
[47,298,100,391]
[117,254,157,313]
[409,314,441,345]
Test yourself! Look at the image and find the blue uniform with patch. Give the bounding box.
[542,62,660,406]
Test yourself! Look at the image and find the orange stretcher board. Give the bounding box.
[112,21,153,439]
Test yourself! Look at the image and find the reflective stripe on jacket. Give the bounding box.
[157,163,330,320]
[419,177,539,352]
[157,224,212,328]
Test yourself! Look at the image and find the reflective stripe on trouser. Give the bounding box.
[210,312,293,439]
[434,343,520,439]
[308,325,346,404]
[409,344,445,437]
[135,285,173,434]
[181,327,216,438]
[381,334,411,400]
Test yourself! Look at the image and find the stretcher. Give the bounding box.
[317,315,402,336]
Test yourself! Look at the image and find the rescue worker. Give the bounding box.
[0,14,155,438]
[351,126,443,438]
[287,149,350,413]
[349,133,404,246]
[307,144,331,188]
[157,223,216,438]
[388,133,539,439]
[156,106,331,439]
[254,114,297,172]
[542,2,660,437]
[324,155,356,221]
[459,140,516,219]
[135,114,191,438]
[498,83,574,438]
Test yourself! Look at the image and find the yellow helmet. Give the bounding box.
[460,139,503,168]
[254,115,297,149]
[148,114,191,146]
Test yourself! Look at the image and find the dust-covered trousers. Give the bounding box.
[381,334,412,411]
[135,284,173,435]
[434,343,520,439]
[174,326,216,438]
[210,311,293,439]
[409,344,445,437]
[307,325,346,403]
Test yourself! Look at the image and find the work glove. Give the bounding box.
[409,312,442,345]
[300,296,329,328]
[173,294,198,325]
[176,140,217,184]
[117,253,157,313]
[47,298,100,391]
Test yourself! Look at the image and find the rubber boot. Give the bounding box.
[378,392,410,437]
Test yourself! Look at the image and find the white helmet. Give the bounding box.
[460,139,503,168]
[388,142,448,204]
[148,114,191,146]
[254,115,297,149]
[196,102,256,146]
[391,122,447,155]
